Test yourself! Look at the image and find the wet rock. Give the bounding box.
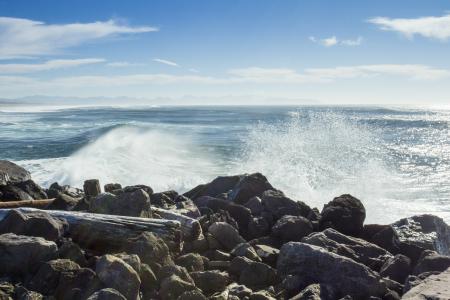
[0,185,33,201]
[302,228,392,271]
[231,243,261,261]
[392,214,450,255]
[290,283,335,300]
[0,233,57,277]
[190,270,230,295]
[0,160,31,186]
[227,173,274,204]
[271,215,313,243]
[177,289,207,300]
[413,250,450,275]
[159,275,198,300]
[46,193,80,211]
[277,242,387,299]
[320,194,366,237]
[83,179,101,199]
[362,224,401,255]
[261,190,311,220]
[239,261,278,289]
[95,254,141,300]
[27,259,81,295]
[208,222,246,251]
[90,189,151,217]
[248,216,271,239]
[47,182,83,199]
[402,267,450,299]
[176,253,205,272]
[184,175,241,200]
[151,192,176,208]
[0,210,65,241]
[380,254,411,283]
[245,196,264,216]
[87,288,126,300]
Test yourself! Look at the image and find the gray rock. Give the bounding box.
[239,261,278,289]
[227,283,252,298]
[302,228,393,271]
[112,253,141,274]
[90,189,151,217]
[248,216,271,239]
[245,196,264,216]
[289,283,335,300]
[190,270,230,295]
[87,288,126,300]
[380,254,411,283]
[104,183,122,193]
[272,215,313,243]
[96,254,141,300]
[229,256,253,276]
[277,242,387,299]
[159,275,198,300]
[57,239,88,267]
[123,232,173,266]
[413,250,450,275]
[53,267,103,300]
[0,233,57,276]
[176,253,206,272]
[83,179,101,198]
[231,243,261,261]
[402,267,450,299]
[0,210,65,241]
[254,244,279,266]
[139,263,158,298]
[208,222,246,251]
[0,160,31,185]
[261,190,311,220]
[177,289,207,300]
[158,264,194,285]
[392,214,450,255]
[320,194,366,236]
[46,193,80,211]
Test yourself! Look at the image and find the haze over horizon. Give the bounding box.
[1,0,450,105]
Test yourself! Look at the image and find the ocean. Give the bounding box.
[0,105,449,224]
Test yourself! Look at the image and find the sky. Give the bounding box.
[0,0,450,105]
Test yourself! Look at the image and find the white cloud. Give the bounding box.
[0,58,105,73]
[106,61,144,67]
[153,58,179,67]
[368,14,450,40]
[188,68,199,73]
[0,17,158,59]
[309,35,362,47]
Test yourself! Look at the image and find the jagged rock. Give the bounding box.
[0,210,65,241]
[261,190,311,220]
[229,256,253,276]
[177,289,207,300]
[47,182,83,199]
[90,189,151,217]
[53,267,103,300]
[57,239,88,267]
[392,214,450,255]
[87,288,126,300]
[104,183,122,193]
[277,242,387,299]
[227,283,252,298]
[158,265,194,285]
[289,283,335,300]
[0,233,57,277]
[413,250,450,275]
[231,243,261,261]
[95,254,141,300]
[362,224,401,255]
[207,260,230,271]
[249,290,277,300]
[83,179,101,198]
[139,263,158,298]
[46,193,80,211]
[302,228,392,271]
[122,232,173,266]
[239,261,278,289]
[254,244,279,266]
[176,253,205,272]
[271,215,313,243]
[208,222,246,251]
[14,285,44,300]
[190,270,230,295]
[379,254,411,283]
[320,194,366,236]
[0,160,31,185]
[248,216,271,239]
[159,275,198,300]
[201,198,252,234]
[402,267,450,299]
[27,259,81,295]
[14,180,47,200]
[244,196,264,216]
[0,184,32,201]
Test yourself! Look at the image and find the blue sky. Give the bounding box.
[0,0,449,105]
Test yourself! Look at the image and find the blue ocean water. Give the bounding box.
[0,105,449,223]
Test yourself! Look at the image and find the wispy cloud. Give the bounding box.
[153,58,179,67]
[0,58,105,74]
[309,36,362,47]
[188,68,199,73]
[0,17,158,59]
[106,61,144,67]
[368,13,450,40]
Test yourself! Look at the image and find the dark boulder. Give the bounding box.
[0,185,33,201]
[289,283,335,300]
[379,254,411,284]
[122,232,173,266]
[139,263,158,299]
[53,267,103,300]
[184,175,242,200]
[302,228,393,271]
[46,193,80,211]
[244,196,264,216]
[177,289,207,300]
[362,224,402,255]
[104,183,122,193]
[14,180,47,200]
[0,233,57,276]
[320,194,366,236]
[230,243,261,262]
[83,179,101,199]
[239,261,278,289]
[261,190,311,220]
[248,216,271,239]
[47,182,83,199]
[158,265,194,285]
[392,214,450,256]
[57,239,88,267]
[271,215,313,243]
[208,222,246,251]
[0,210,65,241]
[0,160,31,185]
[89,189,151,217]
[176,253,206,272]
[277,242,387,299]
[254,244,279,266]
[413,250,450,275]
[159,275,198,300]
[190,270,230,295]
[87,288,126,300]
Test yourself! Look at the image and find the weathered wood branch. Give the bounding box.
[0,199,55,209]
[151,206,203,241]
[0,207,182,253]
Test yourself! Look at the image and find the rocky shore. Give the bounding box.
[0,159,449,300]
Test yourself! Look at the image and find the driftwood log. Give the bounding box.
[0,199,54,208]
[0,207,182,252]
